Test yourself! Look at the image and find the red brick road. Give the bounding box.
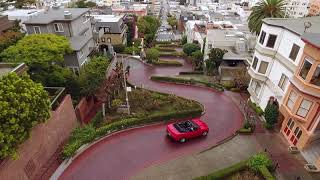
[59,58,244,180]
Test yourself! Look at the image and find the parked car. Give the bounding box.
[166,119,209,143]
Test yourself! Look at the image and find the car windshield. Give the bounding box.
[173,120,199,133]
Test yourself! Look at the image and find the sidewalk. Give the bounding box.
[131,91,320,180]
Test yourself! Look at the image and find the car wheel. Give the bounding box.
[202,131,208,136]
[179,138,186,143]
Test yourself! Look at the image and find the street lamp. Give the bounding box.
[121,55,130,114]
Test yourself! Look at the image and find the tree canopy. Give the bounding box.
[183,43,200,56]
[0,73,50,159]
[6,0,36,8]
[205,48,228,75]
[264,97,279,129]
[74,0,96,8]
[167,17,178,29]
[137,16,160,46]
[78,56,110,97]
[248,0,285,34]
[0,31,24,55]
[146,48,160,63]
[1,34,72,65]
[191,50,203,70]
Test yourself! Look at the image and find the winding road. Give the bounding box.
[59,57,244,180]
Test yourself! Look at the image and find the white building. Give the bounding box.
[248,16,320,110]
[1,8,45,31]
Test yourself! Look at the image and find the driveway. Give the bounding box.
[59,57,243,180]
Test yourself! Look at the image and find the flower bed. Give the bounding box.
[150,76,224,92]
[194,153,275,180]
[62,89,203,159]
[152,60,183,66]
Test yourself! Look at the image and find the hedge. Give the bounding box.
[159,51,184,57]
[155,47,177,52]
[194,160,248,180]
[259,166,275,180]
[62,108,202,159]
[150,76,224,92]
[238,127,252,134]
[179,71,204,75]
[157,44,182,48]
[153,60,183,66]
[248,100,264,116]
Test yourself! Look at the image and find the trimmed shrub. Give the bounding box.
[113,44,125,53]
[238,128,252,134]
[194,160,248,180]
[157,44,181,48]
[150,76,224,92]
[159,51,183,57]
[264,98,279,129]
[259,166,276,180]
[91,111,103,128]
[247,152,272,172]
[124,46,140,54]
[248,101,264,116]
[155,47,177,52]
[153,60,183,66]
[222,81,236,90]
[179,71,204,75]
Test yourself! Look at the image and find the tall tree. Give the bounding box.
[0,73,50,159]
[248,0,285,35]
[205,48,227,75]
[137,16,160,47]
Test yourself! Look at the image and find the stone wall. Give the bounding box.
[75,97,95,123]
[0,95,78,180]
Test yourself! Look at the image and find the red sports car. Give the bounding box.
[166,118,209,143]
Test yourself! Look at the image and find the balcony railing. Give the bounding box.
[44,87,66,111]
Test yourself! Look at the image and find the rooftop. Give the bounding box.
[92,15,122,22]
[1,9,44,17]
[263,16,320,35]
[301,33,320,48]
[24,8,89,24]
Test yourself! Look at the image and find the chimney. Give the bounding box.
[64,11,72,19]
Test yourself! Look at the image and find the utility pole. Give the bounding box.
[121,55,130,114]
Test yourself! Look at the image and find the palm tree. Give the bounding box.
[248,0,286,35]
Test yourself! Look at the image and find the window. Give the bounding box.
[252,57,258,70]
[278,74,289,90]
[289,44,300,61]
[101,37,105,42]
[103,27,110,33]
[107,38,111,43]
[54,23,64,32]
[299,59,313,79]
[286,91,298,110]
[33,26,41,34]
[297,99,313,118]
[258,61,268,74]
[311,65,320,87]
[266,34,277,48]
[259,31,266,44]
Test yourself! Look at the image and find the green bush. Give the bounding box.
[248,101,264,116]
[179,71,204,75]
[91,111,103,128]
[159,51,183,57]
[155,47,177,52]
[238,127,252,134]
[259,166,276,180]
[111,99,123,109]
[152,60,183,66]
[183,43,200,56]
[113,44,125,53]
[194,160,248,180]
[157,44,181,48]
[124,46,140,54]
[222,81,236,90]
[264,99,279,129]
[247,152,272,172]
[150,76,224,92]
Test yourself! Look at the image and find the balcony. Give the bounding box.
[248,67,268,82]
[290,76,320,98]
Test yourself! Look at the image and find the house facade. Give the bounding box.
[247,17,320,110]
[92,15,127,52]
[280,33,320,168]
[24,8,95,74]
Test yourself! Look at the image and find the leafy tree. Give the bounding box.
[113,44,125,53]
[248,0,285,35]
[146,48,160,63]
[205,48,228,75]
[137,16,160,47]
[0,73,50,159]
[75,0,96,8]
[0,31,24,54]
[78,56,109,97]
[183,43,200,56]
[167,17,178,29]
[191,50,203,70]
[264,97,279,129]
[124,16,137,46]
[7,0,36,8]
[181,35,187,45]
